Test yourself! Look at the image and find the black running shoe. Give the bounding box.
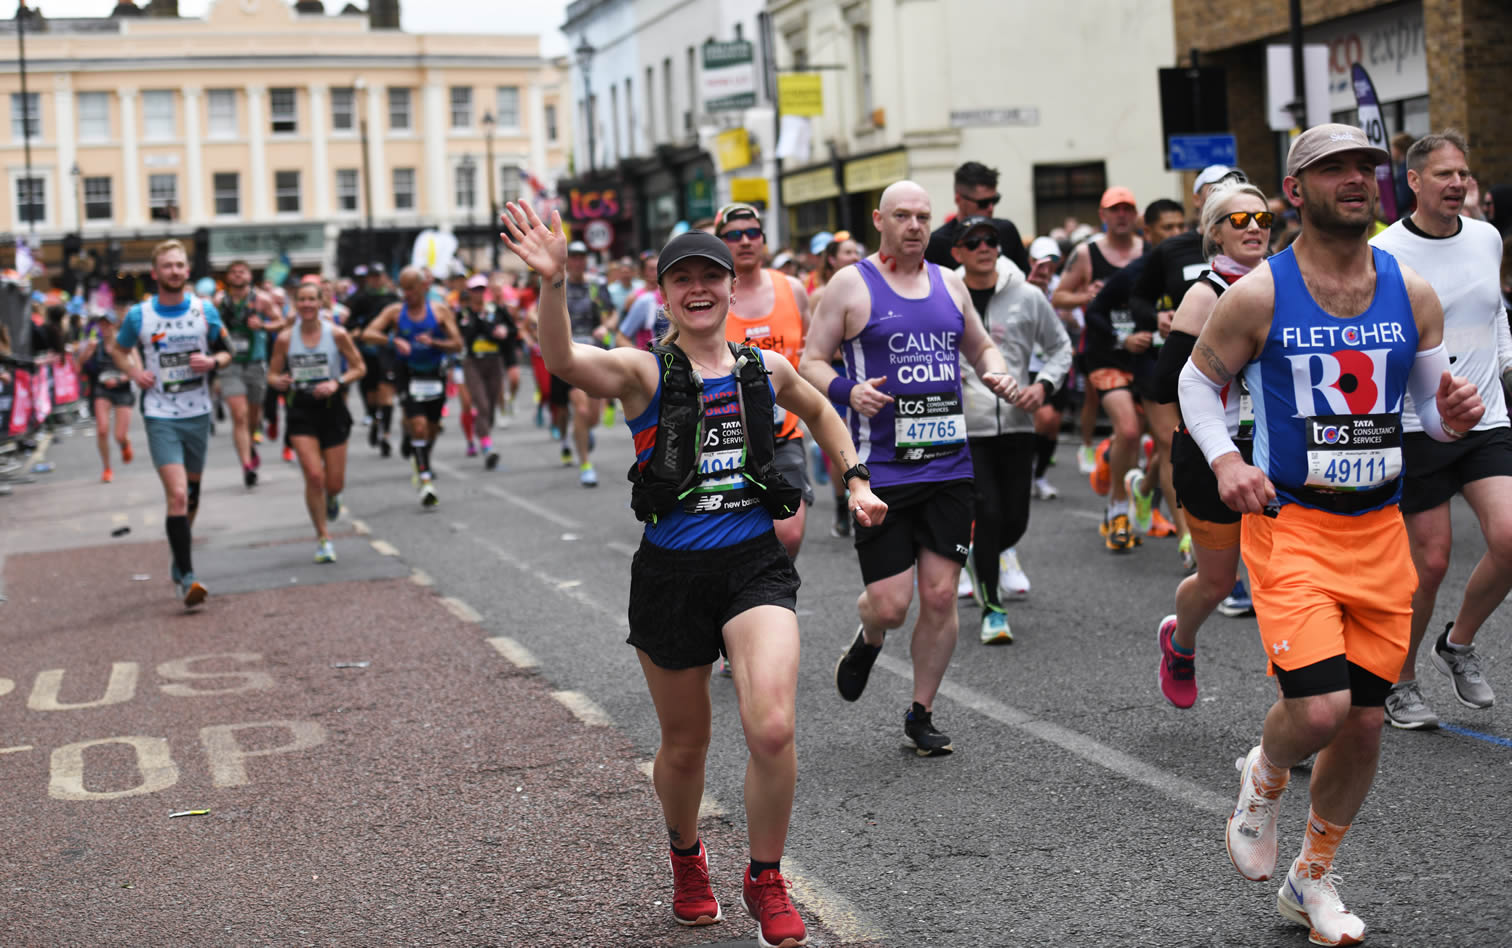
[379,438,392,458]
[834,626,881,702]
[400,439,413,459]
[485,451,500,471]
[903,703,953,757]
[243,467,257,488]
[368,423,379,447]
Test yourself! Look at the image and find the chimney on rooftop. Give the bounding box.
[368,0,398,29]
[146,0,178,16]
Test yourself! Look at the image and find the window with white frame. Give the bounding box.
[545,103,558,142]
[16,176,45,223]
[275,170,300,213]
[213,172,239,216]
[10,92,41,141]
[853,24,873,122]
[84,176,112,221]
[497,164,521,205]
[455,162,476,210]
[77,92,110,143]
[450,87,473,129]
[143,90,175,141]
[335,169,358,212]
[388,88,411,132]
[331,87,355,132]
[148,173,178,220]
[208,89,237,139]
[393,167,415,211]
[270,88,297,134]
[495,86,520,128]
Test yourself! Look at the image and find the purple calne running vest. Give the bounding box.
[842,259,975,489]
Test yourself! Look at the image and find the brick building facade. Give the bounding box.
[1174,0,1510,200]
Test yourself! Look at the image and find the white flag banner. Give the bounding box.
[15,239,36,278]
[776,115,811,163]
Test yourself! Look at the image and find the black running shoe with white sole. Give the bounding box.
[834,626,881,702]
[903,703,953,757]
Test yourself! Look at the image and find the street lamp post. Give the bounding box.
[575,36,597,174]
[355,78,375,266]
[483,111,498,269]
[71,162,83,235]
[16,1,36,238]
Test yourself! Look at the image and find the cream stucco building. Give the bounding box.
[1,0,568,277]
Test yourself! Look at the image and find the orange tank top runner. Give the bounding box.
[725,269,804,441]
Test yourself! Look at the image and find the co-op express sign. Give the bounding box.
[1309,3,1426,109]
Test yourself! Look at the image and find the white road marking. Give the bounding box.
[873,653,1231,815]
[480,483,581,529]
[410,569,435,587]
[431,459,472,482]
[486,636,539,669]
[370,539,399,557]
[467,535,628,630]
[784,856,886,944]
[1065,509,1105,522]
[351,519,371,536]
[551,690,611,727]
[0,745,34,755]
[606,540,638,557]
[440,596,482,624]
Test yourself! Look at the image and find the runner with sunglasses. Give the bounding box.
[717,203,816,562]
[925,161,1031,274]
[1153,180,1273,708]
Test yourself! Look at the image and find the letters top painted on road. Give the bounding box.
[778,73,824,117]
[1167,133,1237,171]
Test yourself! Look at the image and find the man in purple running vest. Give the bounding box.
[801,180,1020,757]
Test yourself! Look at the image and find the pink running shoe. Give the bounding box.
[1157,615,1196,708]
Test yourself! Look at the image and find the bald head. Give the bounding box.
[398,266,429,305]
[874,180,932,260]
[880,180,930,215]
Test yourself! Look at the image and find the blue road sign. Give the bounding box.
[1167,133,1237,171]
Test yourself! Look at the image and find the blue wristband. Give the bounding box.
[828,376,857,408]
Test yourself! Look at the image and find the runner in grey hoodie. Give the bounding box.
[955,216,1072,643]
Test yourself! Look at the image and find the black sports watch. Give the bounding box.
[842,463,871,485]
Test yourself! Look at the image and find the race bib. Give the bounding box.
[894,391,966,462]
[290,353,330,389]
[1111,309,1135,344]
[684,394,758,515]
[231,336,252,355]
[158,351,203,394]
[1304,414,1401,492]
[98,369,126,386]
[408,377,445,401]
[471,338,500,356]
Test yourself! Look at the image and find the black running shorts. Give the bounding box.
[852,479,974,585]
[1400,427,1512,515]
[1171,427,1252,526]
[398,368,447,423]
[627,530,800,670]
[286,395,353,450]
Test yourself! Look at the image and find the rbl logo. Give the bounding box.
[1312,422,1351,445]
[1286,348,1393,417]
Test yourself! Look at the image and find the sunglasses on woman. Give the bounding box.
[1226,211,1274,229]
[960,234,1000,251]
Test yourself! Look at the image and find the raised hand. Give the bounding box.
[499,202,567,281]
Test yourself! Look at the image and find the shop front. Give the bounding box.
[555,170,635,260]
[781,146,910,256]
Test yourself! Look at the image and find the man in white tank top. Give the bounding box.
[1371,131,1512,729]
[110,240,232,609]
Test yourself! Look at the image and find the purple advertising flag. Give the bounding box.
[1350,63,1399,223]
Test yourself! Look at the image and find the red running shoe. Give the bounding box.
[743,868,808,947]
[1157,614,1197,709]
[669,841,722,927]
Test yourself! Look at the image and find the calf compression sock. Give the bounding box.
[166,515,193,578]
[1035,435,1057,478]
[411,440,432,478]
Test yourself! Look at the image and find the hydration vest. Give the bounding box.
[627,341,802,524]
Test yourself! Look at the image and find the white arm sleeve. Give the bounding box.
[1179,359,1242,466]
[1408,343,1458,442]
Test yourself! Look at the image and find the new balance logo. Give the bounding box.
[693,494,724,512]
[1273,640,1290,654]
[901,448,925,460]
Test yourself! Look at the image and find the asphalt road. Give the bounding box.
[2,393,1508,948]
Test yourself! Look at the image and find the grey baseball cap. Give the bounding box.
[1285,123,1389,177]
[656,231,734,282]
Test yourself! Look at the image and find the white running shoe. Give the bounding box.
[1226,745,1283,881]
[998,548,1030,600]
[957,568,975,600]
[1278,859,1367,946]
[1032,477,1059,500]
[1077,443,1097,474]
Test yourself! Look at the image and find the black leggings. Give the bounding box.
[968,433,1035,607]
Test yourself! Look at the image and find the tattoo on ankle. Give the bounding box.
[668,827,685,847]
